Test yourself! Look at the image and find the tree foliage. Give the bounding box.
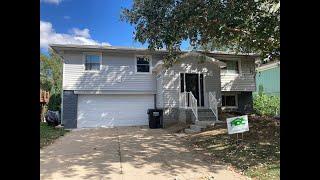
[253,92,280,116]
[40,51,63,111]
[122,0,280,64]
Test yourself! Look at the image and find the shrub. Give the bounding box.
[253,93,280,116]
[48,93,61,112]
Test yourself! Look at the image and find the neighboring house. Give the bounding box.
[50,44,257,129]
[255,61,280,96]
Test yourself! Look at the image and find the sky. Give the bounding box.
[40,0,190,53]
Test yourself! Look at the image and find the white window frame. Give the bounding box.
[83,52,102,72]
[221,93,238,109]
[221,59,241,75]
[135,55,152,74]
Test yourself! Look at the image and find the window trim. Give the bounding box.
[83,52,102,72]
[221,93,238,108]
[135,55,152,74]
[220,59,241,75]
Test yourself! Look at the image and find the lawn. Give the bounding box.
[40,122,69,148]
[187,115,280,180]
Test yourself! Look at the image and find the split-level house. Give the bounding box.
[51,44,257,129]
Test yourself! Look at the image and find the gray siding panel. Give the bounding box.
[62,90,78,128]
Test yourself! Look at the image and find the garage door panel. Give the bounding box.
[77,94,154,128]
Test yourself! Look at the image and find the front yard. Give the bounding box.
[187,115,280,180]
[40,122,69,148]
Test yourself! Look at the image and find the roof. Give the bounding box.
[256,61,280,71]
[178,51,227,67]
[49,44,259,58]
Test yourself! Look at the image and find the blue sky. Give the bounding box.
[40,0,190,53]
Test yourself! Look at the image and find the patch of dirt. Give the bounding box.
[164,122,189,133]
[184,114,280,180]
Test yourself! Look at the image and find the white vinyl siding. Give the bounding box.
[77,94,154,128]
[156,74,164,108]
[161,57,222,108]
[220,58,256,91]
[63,52,160,91]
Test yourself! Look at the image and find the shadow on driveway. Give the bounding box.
[40,126,246,180]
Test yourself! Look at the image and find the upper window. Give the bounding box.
[222,95,237,107]
[221,60,239,74]
[136,56,151,73]
[85,54,101,71]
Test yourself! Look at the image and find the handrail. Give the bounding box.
[179,91,198,121]
[208,92,218,121]
[188,92,198,121]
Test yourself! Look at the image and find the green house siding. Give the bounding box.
[255,66,280,96]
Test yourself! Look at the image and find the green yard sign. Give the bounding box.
[227,115,249,134]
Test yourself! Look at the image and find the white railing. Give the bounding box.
[179,91,198,121]
[188,92,198,121]
[209,92,218,121]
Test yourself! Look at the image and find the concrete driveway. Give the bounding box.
[40,126,247,180]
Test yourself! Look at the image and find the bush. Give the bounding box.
[253,93,280,116]
[48,93,61,112]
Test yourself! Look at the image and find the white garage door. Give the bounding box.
[77,94,154,128]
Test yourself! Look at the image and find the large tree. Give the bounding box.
[40,51,63,111]
[122,0,280,65]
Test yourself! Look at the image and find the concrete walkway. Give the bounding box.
[40,126,247,180]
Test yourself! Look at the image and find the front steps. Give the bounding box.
[198,109,217,121]
[184,109,217,134]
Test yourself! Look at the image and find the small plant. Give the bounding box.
[253,92,280,116]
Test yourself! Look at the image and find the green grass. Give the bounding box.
[40,122,69,148]
[188,115,280,180]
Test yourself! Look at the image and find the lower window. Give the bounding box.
[222,94,237,107]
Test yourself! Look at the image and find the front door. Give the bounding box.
[180,73,204,106]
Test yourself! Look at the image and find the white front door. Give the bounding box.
[77,94,154,128]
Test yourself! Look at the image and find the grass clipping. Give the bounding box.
[187,115,280,180]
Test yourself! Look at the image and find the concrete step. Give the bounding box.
[190,124,205,131]
[198,115,216,121]
[184,128,199,134]
[195,120,215,127]
[198,109,212,112]
[198,112,214,117]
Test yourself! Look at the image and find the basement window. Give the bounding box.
[222,94,238,107]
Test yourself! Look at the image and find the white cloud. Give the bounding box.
[41,0,63,5]
[40,20,111,49]
[63,16,71,20]
[70,28,90,38]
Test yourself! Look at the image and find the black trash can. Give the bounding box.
[147,109,163,129]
